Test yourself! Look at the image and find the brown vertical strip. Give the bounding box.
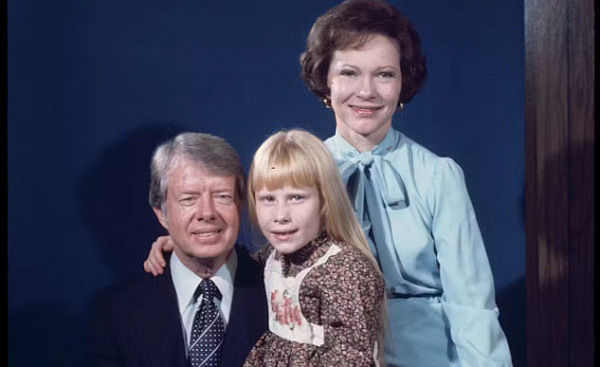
[567,0,595,366]
[525,0,595,365]
[525,0,569,366]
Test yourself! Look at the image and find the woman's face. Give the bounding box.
[327,34,402,151]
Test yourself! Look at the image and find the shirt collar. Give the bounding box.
[170,249,237,316]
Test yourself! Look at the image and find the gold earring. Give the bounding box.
[398,102,404,110]
[323,98,332,109]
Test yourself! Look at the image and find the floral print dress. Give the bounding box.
[243,235,385,367]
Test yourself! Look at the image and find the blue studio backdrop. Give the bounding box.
[8,1,525,366]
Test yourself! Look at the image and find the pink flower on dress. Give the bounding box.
[270,289,302,330]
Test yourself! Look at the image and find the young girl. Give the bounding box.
[242,129,385,366]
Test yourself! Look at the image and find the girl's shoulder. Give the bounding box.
[312,241,385,297]
[251,243,275,264]
[326,241,381,278]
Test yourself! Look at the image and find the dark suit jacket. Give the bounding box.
[87,245,268,367]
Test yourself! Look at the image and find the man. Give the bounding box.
[88,132,268,367]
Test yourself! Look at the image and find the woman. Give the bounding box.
[145,0,513,366]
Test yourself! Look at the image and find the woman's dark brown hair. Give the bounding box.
[300,0,427,104]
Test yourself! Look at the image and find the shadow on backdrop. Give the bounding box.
[75,124,187,366]
[78,124,185,283]
[9,125,186,367]
[496,277,526,367]
[495,179,526,367]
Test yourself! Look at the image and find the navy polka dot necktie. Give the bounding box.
[189,279,225,367]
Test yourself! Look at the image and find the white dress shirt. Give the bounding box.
[170,249,237,351]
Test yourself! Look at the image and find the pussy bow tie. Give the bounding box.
[337,150,407,224]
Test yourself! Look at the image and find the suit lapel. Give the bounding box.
[131,265,189,367]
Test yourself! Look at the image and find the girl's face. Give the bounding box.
[254,185,322,255]
[327,34,402,151]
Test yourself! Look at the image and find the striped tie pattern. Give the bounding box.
[189,279,225,367]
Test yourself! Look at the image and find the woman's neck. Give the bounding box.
[336,125,389,153]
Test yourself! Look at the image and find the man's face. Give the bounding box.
[154,157,240,269]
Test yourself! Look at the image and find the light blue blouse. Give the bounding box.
[325,128,513,367]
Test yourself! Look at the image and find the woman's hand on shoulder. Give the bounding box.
[143,235,174,276]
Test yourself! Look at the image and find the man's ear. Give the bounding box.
[153,207,168,230]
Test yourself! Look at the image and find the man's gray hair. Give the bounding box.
[148,132,245,209]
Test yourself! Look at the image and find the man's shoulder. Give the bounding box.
[94,270,172,309]
[233,244,264,288]
[234,244,259,266]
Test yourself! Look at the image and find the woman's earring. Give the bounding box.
[398,102,404,110]
[323,98,332,109]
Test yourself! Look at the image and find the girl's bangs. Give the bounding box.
[252,147,317,191]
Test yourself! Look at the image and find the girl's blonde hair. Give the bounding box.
[247,129,386,363]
